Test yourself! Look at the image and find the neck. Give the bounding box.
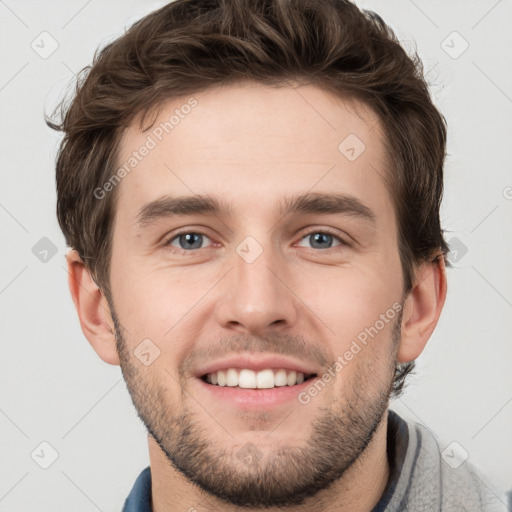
[149,412,390,512]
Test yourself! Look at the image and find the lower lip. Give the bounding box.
[195,377,318,409]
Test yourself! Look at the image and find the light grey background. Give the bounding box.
[1,0,511,510]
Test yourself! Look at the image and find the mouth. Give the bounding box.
[200,368,318,389]
[196,369,319,409]
[192,353,321,408]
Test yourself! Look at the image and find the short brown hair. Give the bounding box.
[46,0,449,396]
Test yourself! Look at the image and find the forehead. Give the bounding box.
[114,82,393,225]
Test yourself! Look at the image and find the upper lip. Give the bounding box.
[194,353,320,378]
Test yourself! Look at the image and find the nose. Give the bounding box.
[215,236,299,335]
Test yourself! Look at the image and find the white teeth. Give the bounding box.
[205,368,310,388]
[274,369,288,387]
[239,369,257,388]
[226,368,238,387]
[256,369,275,389]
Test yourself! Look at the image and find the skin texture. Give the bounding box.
[66,81,447,511]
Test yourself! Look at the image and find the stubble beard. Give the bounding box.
[111,304,401,508]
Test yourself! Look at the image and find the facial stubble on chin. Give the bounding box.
[109,302,401,508]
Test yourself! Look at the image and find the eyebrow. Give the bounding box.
[135,192,376,228]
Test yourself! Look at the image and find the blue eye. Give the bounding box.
[297,231,345,250]
[165,230,347,253]
[168,232,213,250]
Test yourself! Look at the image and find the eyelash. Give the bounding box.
[163,228,350,252]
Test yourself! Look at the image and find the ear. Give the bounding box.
[65,249,120,365]
[398,256,447,363]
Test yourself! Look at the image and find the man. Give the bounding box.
[46,0,506,510]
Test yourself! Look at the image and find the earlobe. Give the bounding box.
[398,256,447,363]
[65,249,121,366]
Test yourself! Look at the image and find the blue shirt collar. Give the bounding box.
[122,466,152,512]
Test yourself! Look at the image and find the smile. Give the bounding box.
[201,368,317,389]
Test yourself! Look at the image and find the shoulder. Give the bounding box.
[382,410,507,512]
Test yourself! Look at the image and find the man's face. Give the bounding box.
[108,82,405,507]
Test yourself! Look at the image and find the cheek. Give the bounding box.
[109,261,172,338]
[298,257,401,323]
[294,262,402,365]
[109,260,217,352]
